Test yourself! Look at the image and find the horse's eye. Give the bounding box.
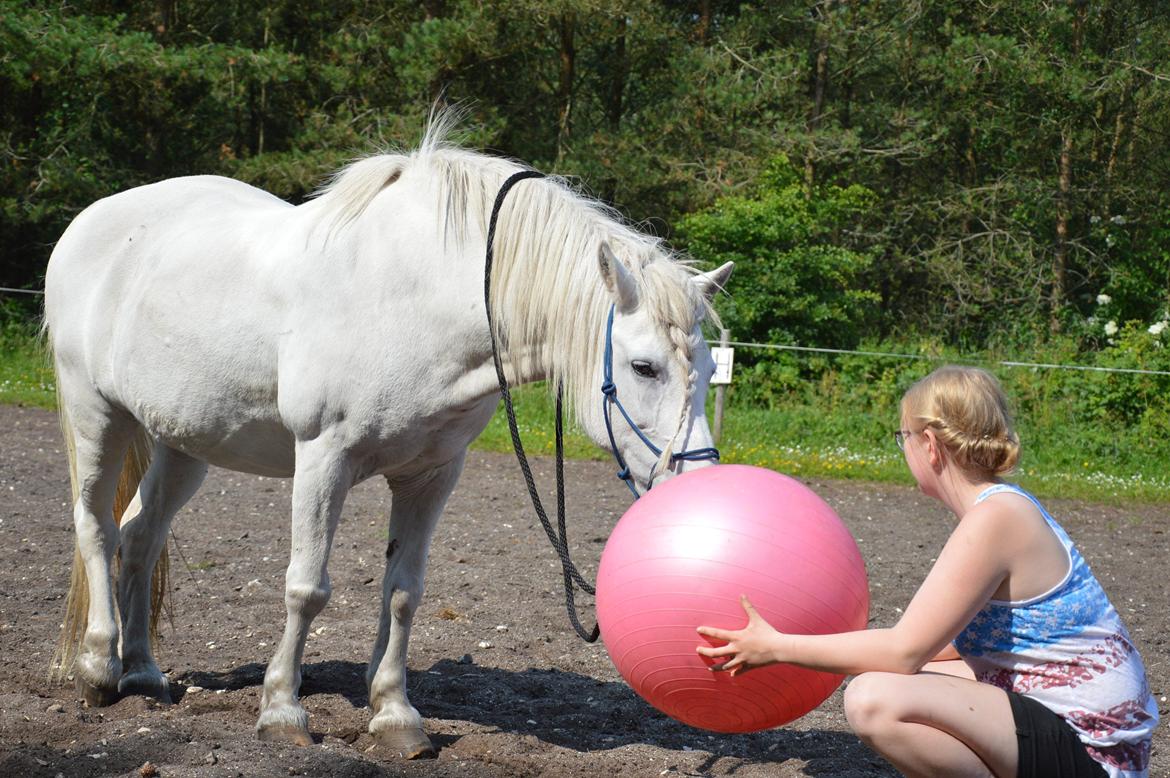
[631,360,657,379]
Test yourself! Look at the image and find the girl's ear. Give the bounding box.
[923,428,944,469]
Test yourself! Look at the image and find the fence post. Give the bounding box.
[713,328,729,444]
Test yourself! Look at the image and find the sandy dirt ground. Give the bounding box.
[1,404,1165,777]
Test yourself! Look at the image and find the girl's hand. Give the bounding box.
[695,595,784,675]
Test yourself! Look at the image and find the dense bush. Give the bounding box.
[678,155,880,357]
[4,1,1170,344]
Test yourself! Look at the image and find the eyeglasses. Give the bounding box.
[893,429,913,451]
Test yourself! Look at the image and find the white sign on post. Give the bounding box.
[710,346,734,385]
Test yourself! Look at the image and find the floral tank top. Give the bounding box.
[953,484,1158,777]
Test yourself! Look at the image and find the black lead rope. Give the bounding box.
[483,170,600,643]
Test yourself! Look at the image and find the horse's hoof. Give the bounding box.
[257,723,314,747]
[371,727,436,759]
[75,676,120,707]
[119,672,172,704]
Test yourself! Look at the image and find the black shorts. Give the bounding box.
[1008,691,1108,778]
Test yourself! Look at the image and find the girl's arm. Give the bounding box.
[696,501,1016,676]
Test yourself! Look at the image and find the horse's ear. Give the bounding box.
[598,242,638,312]
[692,261,734,302]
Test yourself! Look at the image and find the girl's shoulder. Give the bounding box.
[971,483,1050,522]
[966,484,1075,602]
[969,482,1041,519]
[962,484,1053,552]
[974,481,1034,506]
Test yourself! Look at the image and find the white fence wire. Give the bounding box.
[3,286,1167,377]
[713,339,1170,378]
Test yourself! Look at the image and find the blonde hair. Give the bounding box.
[901,365,1020,479]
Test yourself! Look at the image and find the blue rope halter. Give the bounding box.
[601,304,720,498]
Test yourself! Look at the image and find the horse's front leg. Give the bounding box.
[367,453,466,758]
[255,438,351,746]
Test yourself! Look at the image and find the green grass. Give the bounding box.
[0,336,54,409]
[706,400,1170,504]
[5,336,1166,503]
[473,384,1170,504]
[474,387,605,461]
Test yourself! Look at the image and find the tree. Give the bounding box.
[678,154,880,352]
[2,0,1169,352]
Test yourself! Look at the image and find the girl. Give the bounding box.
[696,365,1157,777]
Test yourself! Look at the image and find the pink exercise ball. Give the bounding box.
[595,464,869,733]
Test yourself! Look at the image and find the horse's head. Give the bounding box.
[593,243,733,493]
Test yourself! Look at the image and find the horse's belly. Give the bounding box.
[125,353,295,477]
[159,414,295,477]
[135,393,294,476]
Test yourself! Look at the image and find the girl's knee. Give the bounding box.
[843,672,900,737]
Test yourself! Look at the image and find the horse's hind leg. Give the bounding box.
[67,404,137,707]
[117,445,208,701]
[367,453,466,759]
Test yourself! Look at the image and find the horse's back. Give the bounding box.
[47,175,288,297]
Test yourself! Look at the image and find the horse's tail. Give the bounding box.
[51,382,164,681]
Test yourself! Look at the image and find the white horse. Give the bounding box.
[43,117,732,757]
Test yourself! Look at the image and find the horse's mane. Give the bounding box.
[310,115,715,447]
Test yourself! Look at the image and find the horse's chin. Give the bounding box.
[645,456,716,491]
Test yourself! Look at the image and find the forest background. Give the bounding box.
[2,1,1169,501]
